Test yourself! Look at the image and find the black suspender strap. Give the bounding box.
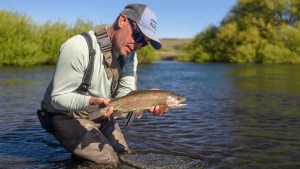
[76,32,96,94]
[76,28,123,96]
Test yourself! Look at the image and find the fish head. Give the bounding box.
[166,94,187,108]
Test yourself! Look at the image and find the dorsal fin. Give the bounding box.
[126,90,146,96]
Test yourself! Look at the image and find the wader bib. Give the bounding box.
[76,26,123,97]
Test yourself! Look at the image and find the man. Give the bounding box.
[39,3,167,164]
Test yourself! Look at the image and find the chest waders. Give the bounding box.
[37,26,134,133]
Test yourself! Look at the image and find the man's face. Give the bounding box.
[113,17,149,56]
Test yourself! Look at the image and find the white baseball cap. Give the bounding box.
[120,3,162,50]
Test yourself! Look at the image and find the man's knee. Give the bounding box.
[73,143,119,164]
[72,128,120,164]
[51,115,120,164]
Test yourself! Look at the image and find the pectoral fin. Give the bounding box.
[134,109,144,119]
[86,105,108,120]
[89,109,106,120]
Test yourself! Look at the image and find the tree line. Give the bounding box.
[3,0,299,66]
[0,11,158,66]
[179,0,300,64]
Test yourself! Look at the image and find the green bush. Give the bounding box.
[0,10,158,66]
[181,0,300,64]
[137,45,160,64]
[0,11,94,66]
[0,11,42,66]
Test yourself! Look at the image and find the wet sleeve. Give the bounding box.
[50,36,91,111]
[115,52,138,97]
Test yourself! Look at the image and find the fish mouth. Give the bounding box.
[175,97,187,108]
[177,97,187,104]
[166,96,187,108]
[174,103,187,108]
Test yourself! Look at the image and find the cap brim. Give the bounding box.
[137,23,162,50]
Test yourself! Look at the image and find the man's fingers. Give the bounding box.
[107,106,114,113]
[102,98,111,105]
[90,97,111,105]
[160,105,168,112]
[149,106,155,112]
[148,105,168,116]
[101,106,114,118]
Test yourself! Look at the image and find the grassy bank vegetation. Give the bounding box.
[0,11,94,66]
[4,0,299,66]
[158,38,191,60]
[180,0,300,64]
[0,10,159,66]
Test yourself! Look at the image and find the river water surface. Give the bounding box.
[0,61,299,169]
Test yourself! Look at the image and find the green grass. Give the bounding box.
[157,38,191,59]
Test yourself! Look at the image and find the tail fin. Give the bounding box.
[86,105,107,120]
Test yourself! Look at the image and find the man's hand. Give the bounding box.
[147,88,169,116]
[89,97,111,105]
[89,97,113,118]
[101,106,114,118]
[148,105,168,116]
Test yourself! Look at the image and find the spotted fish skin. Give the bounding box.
[88,90,187,120]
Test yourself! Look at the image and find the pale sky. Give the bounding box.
[0,0,237,38]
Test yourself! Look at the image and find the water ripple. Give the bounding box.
[1,63,300,168]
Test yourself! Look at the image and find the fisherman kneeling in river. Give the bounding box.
[38,3,168,164]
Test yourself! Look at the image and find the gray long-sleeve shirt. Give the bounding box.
[42,30,137,112]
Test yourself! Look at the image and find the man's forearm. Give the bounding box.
[51,92,91,111]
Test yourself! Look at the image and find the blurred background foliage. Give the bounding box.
[2,0,300,66]
[179,0,300,64]
[0,10,159,66]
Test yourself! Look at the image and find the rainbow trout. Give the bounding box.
[87,90,187,120]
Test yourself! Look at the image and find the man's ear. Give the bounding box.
[117,14,129,28]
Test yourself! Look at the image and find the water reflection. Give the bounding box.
[223,64,300,168]
[0,62,299,168]
[229,64,300,94]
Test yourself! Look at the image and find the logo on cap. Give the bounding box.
[150,19,157,31]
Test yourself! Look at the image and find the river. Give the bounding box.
[0,61,299,169]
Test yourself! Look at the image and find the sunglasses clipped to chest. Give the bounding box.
[128,19,148,47]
